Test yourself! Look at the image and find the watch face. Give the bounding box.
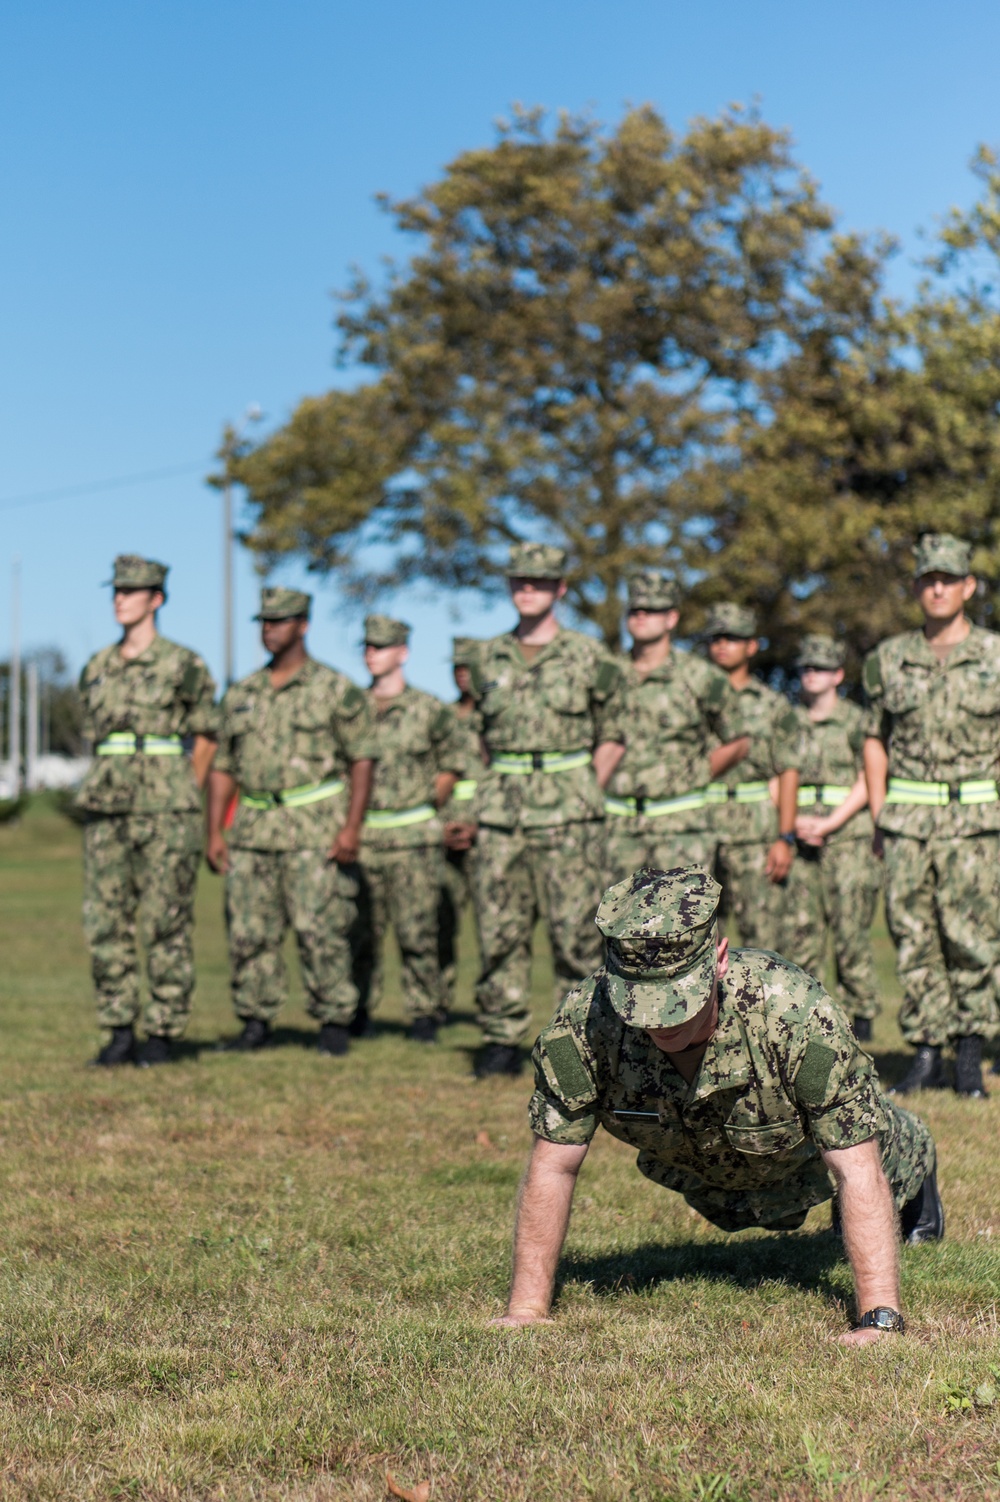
[861,1306,904,1333]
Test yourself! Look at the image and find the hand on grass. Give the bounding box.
[837,1326,886,1348]
[490,1310,554,1328]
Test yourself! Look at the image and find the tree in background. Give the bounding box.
[1,649,84,758]
[229,104,838,646]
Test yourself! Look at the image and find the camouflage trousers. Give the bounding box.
[82,812,202,1038]
[438,847,479,1014]
[883,833,1000,1046]
[781,840,880,1021]
[355,844,445,1021]
[473,820,607,1046]
[714,841,785,951]
[226,847,360,1025]
[605,818,715,886]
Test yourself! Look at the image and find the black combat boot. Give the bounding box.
[409,1016,438,1044]
[853,1017,873,1043]
[348,1003,375,1039]
[232,1018,270,1051]
[474,1042,523,1079]
[954,1035,989,1098]
[889,1046,948,1095]
[137,1034,172,1068]
[317,1022,350,1056]
[900,1167,945,1245]
[89,1026,136,1067]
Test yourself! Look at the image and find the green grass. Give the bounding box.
[1,800,999,1500]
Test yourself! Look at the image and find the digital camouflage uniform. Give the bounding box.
[469,543,627,1045]
[606,571,744,884]
[530,869,934,1233]
[863,537,1000,1048]
[783,636,880,1024]
[706,603,800,951]
[354,616,469,1022]
[76,556,218,1039]
[214,590,377,1028]
[437,637,483,1013]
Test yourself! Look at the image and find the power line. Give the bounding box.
[0,461,208,513]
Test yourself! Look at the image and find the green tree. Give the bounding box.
[230,104,837,645]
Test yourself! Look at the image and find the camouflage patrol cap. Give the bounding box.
[450,635,480,665]
[796,633,844,671]
[507,541,568,579]
[596,867,722,1029]
[705,602,758,640]
[627,569,678,612]
[106,554,169,591]
[364,613,411,647]
[254,586,312,620]
[913,532,973,580]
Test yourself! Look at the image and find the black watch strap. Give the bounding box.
[857,1306,905,1333]
[778,831,797,847]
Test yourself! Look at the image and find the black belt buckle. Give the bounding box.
[271,790,284,807]
[814,784,826,802]
[531,751,544,771]
[633,795,646,815]
[948,784,961,804]
[133,733,145,753]
[728,787,738,802]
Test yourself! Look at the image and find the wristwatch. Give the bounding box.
[857,1306,905,1334]
[778,831,797,848]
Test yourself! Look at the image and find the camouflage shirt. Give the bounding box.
[440,702,483,823]
[469,628,627,829]
[529,949,930,1231]
[214,656,378,852]
[606,650,745,833]
[791,698,872,846]
[713,677,800,846]
[862,625,1000,838]
[76,634,218,815]
[364,685,469,850]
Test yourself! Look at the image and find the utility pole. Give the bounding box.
[9,559,21,796]
[220,403,263,689]
[26,660,38,791]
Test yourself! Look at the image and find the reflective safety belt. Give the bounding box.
[241,777,345,810]
[450,779,478,802]
[364,803,436,830]
[605,788,709,818]
[797,784,852,808]
[492,750,591,775]
[706,780,771,805]
[95,732,183,757]
[884,776,999,807]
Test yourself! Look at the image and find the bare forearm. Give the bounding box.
[206,770,237,838]
[863,739,888,823]
[708,736,750,780]
[191,734,218,790]
[506,1142,585,1318]
[592,741,626,790]
[776,768,799,833]
[821,772,870,836]
[345,758,374,830]
[825,1141,900,1314]
[435,771,458,808]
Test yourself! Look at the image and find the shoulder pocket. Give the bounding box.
[536,1027,597,1111]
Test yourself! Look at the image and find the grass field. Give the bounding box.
[2,800,1000,1500]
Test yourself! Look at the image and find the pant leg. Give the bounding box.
[226,847,290,1023]
[133,812,202,1040]
[647,827,715,875]
[354,856,388,1015]
[382,844,446,1021]
[82,815,141,1027]
[605,819,644,886]
[882,834,952,1048]
[723,842,784,951]
[438,849,470,1013]
[473,825,536,1045]
[932,834,1000,1043]
[530,821,607,1015]
[283,849,361,1026]
[780,849,826,983]
[823,839,880,1022]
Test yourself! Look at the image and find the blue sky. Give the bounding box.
[3,0,1000,697]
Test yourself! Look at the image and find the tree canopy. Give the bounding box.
[226,107,1000,663]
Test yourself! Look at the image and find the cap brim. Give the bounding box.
[605,944,717,1029]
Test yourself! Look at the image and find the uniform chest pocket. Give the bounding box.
[723,1117,806,1156]
[292,703,333,733]
[883,675,932,716]
[543,678,589,717]
[961,674,1000,718]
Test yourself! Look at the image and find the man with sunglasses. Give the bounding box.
[76,555,218,1066]
[705,603,800,950]
[783,634,879,1041]
[863,533,1000,1098]
[604,570,748,884]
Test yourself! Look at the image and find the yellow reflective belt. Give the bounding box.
[705,780,771,805]
[451,779,478,801]
[364,803,436,830]
[884,776,999,807]
[797,784,852,808]
[492,750,591,775]
[605,788,710,818]
[95,732,183,757]
[241,778,345,810]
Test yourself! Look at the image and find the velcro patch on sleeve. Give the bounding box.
[594,659,620,697]
[862,653,882,699]
[340,684,364,715]
[180,661,203,699]
[795,1040,838,1107]
[540,1031,594,1108]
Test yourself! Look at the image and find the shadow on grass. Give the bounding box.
[558,1228,846,1304]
